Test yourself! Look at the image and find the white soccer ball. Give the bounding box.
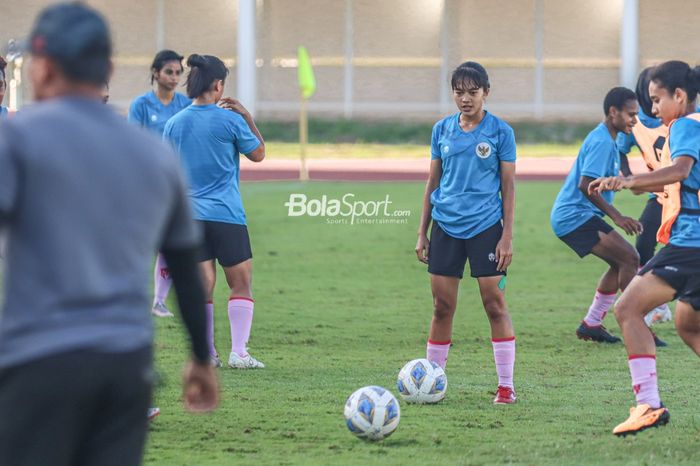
[396,358,447,403]
[343,386,400,441]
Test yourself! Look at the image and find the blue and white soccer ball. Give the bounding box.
[343,386,400,441]
[396,358,447,403]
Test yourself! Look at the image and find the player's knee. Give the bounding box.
[612,298,633,322]
[620,248,640,271]
[433,295,456,319]
[482,294,507,321]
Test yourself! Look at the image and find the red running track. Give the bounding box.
[240,157,649,182]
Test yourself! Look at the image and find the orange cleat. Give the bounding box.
[613,404,669,436]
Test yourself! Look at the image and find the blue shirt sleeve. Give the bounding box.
[498,124,516,162]
[162,119,174,143]
[430,121,442,160]
[580,140,614,179]
[616,131,635,155]
[227,113,260,155]
[127,97,145,126]
[670,118,700,162]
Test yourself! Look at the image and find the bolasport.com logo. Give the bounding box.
[284,193,412,225]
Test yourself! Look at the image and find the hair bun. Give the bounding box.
[690,65,700,80]
[187,54,206,68]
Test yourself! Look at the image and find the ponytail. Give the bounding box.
[185,54,228,99]
[0,56,7,82]
[689,66,700,100]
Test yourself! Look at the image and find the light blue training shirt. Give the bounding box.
[128,90,191,136]
[163,104,261,225]
[668,116,700,248]
[551,123,620,237]
[430,111,516,239]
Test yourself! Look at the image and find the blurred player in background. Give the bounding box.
[164,54,266,369]
[129,50,191,318]
[415,61,518,404]
[551,87,641,344]
[0,58,6,257]
[0,4,218,465]
[591,60,700,436]
[0,55,8,117]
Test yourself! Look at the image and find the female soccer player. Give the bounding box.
[617,68,673,331]
[0,56,8,118]
[415,62,517,404]
[163,54,266,369]
[551,87,641,344]
[591,61,700,436]
[128,50,191,318]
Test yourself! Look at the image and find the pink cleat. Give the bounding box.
[493,386,517,404]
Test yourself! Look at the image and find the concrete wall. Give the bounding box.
[1,0,697,121]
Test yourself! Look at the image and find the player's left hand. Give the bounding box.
[495,237,513,272]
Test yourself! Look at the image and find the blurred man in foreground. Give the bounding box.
[0,4,218,465]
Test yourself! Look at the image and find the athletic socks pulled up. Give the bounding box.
[492,337,516,389]
[153,253,172,304]
[426,340,451,369]
[206,301,216,357]
[228,297,254,357]
[583,290,617,326]
[629,355,661,408]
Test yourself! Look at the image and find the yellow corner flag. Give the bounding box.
[297,46,316,99]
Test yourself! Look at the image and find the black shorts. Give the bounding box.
[0,347,152,466]
[639,244,700,310]
[558,216,613,258]
[428,221,505,279]
[197,221,253,267]
[636,197,663,265]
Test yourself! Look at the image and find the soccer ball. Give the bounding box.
[396,358,447,403]
[343,386,400,441]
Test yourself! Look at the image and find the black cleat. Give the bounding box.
[651,330,668,347]
[576,321,622,343]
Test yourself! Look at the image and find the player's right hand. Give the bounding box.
[415,234,429,264]
[183,359,219,413]
[613,216,643,236]
[218,97,250,117]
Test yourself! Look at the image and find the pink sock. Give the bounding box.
[228,297,254,357]
[153,253,172,304]
[629,355,661,408]
[492,337,516,389]
[206,301,216,357]
[426,339,451,369]
[583,290,617,326]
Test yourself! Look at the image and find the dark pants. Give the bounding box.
[0,346,153,466]
[636,198,662,265]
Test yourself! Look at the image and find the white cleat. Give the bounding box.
[147,407,160,421]
[228,351,265,369]
[210,355,222,368]
[644,304,672,326]
[151,301,174,318]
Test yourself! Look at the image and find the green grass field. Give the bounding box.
[145,181,699,466]
[266,142,582,159]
